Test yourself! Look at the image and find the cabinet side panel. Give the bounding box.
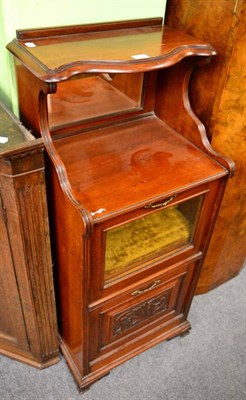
[46,160,89,374]
[15,62,50,136]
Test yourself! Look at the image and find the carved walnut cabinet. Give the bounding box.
[0,102,59,368]
[7,18,234,390]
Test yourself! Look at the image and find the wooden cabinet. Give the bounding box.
[7,18,234,390]
[165,0,246,292]
[0,103,59,368]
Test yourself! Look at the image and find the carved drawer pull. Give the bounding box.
[131,279,161,296]
[144,195,177,209]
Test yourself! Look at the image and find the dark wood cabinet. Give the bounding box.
[7,18,234,390]
[165,0,246,292]
[0,103,59,368]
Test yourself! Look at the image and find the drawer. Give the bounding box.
[89,255,200,364]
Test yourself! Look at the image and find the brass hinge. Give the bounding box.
[0,189,7,225]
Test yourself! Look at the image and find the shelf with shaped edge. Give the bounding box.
[8,18,216,81]
[53,114,227,222]
[7,18,234,392]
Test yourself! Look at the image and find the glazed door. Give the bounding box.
[103,195,203,284]
[89,182,221,303]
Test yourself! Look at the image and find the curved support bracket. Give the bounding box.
[183,66,235,177]
[38,92,94,235]
[155,58,235,177]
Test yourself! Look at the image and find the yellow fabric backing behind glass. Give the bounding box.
[105,206,191,282]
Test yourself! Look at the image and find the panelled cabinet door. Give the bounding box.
[0,210,29,353]
[89,257,199,368]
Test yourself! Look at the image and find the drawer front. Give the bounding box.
[103,278,178,343]
[89,256,200,363]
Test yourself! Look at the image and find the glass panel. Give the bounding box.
[104,196,203,283]
[48,73,144,129]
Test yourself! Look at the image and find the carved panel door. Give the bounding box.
[0,193,29,352]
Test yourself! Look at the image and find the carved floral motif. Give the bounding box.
[113,290,170,336]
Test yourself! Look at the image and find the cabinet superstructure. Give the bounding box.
[7,18,234,391]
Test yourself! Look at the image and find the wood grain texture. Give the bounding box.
[45,157,89,375]
[0,188,29,353]
[165,0,237,135]
[197,0,246,291]
[16,182,58,359]
[165,0,246,292]
[54,115,227,221]
[0,103,59,367]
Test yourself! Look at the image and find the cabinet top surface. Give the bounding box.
[54,115,227,220]
[7,19,216,82]
[0,103,38,157]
